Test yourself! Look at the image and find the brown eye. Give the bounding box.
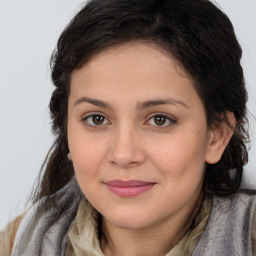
[154,115,167,126]
[147,114,176,128]
[84,114,109,126]
[92,115,105,125]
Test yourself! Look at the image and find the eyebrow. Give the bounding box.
[73,96,189,109]
[74,97,111,109]
[138,98,189,109]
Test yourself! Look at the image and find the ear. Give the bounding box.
[205,112,236,164]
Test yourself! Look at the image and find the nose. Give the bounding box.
[108,126,146,167]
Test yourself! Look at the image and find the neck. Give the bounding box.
[101,193,203,256]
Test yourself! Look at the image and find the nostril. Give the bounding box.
[107,129,146,166]
[108,146,146,167]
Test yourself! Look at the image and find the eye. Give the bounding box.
[146,114,176,127]
[82,114,110,126]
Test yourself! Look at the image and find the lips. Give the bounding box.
[104,179,156,197]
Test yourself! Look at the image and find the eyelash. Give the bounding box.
[82,113,111,128]
[81,113,177,129]
[145,113,177,128]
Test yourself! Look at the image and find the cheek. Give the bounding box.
[68,121,107,163]
[68,129,105,180]
[149,131,208,179]
[71,143,104,176]
[69,139,104,199]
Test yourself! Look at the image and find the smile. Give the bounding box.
[104,180,156,197]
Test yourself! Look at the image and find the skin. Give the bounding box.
[67,42,234,256]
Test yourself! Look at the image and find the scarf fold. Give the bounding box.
[66,199,104,256]
[11,177,81,256]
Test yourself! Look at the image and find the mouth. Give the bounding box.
[104,180,156,197]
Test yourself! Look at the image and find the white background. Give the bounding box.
[0,0,255,230]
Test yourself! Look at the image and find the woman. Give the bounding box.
[1,0,254,255]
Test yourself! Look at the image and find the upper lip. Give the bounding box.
[104,180,156,187]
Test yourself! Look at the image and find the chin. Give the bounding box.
[103,209,155,230]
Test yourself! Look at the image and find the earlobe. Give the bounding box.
[205,112,236,164]
[67,152,73,161]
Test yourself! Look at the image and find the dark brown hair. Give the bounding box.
[33,0,249,211]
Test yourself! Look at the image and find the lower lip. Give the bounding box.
[105,184,155,197]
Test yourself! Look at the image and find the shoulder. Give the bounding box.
[0,214,25,256]
[212,188,256,211]
[240,190,256,254]
[193,190,256,255]
[211,189,256,228]
[227,189,256,255]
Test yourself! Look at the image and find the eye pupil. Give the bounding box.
[154,115,166,126]
[93,115,104,125]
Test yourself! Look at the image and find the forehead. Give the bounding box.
[69,42,202,111]
[74,41,191,77]
[71,42,191,85]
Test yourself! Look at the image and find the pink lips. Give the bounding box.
[104,180,156,197]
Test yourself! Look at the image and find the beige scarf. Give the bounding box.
[65,194,212,256]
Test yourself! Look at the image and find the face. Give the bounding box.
[67,43,214,231]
